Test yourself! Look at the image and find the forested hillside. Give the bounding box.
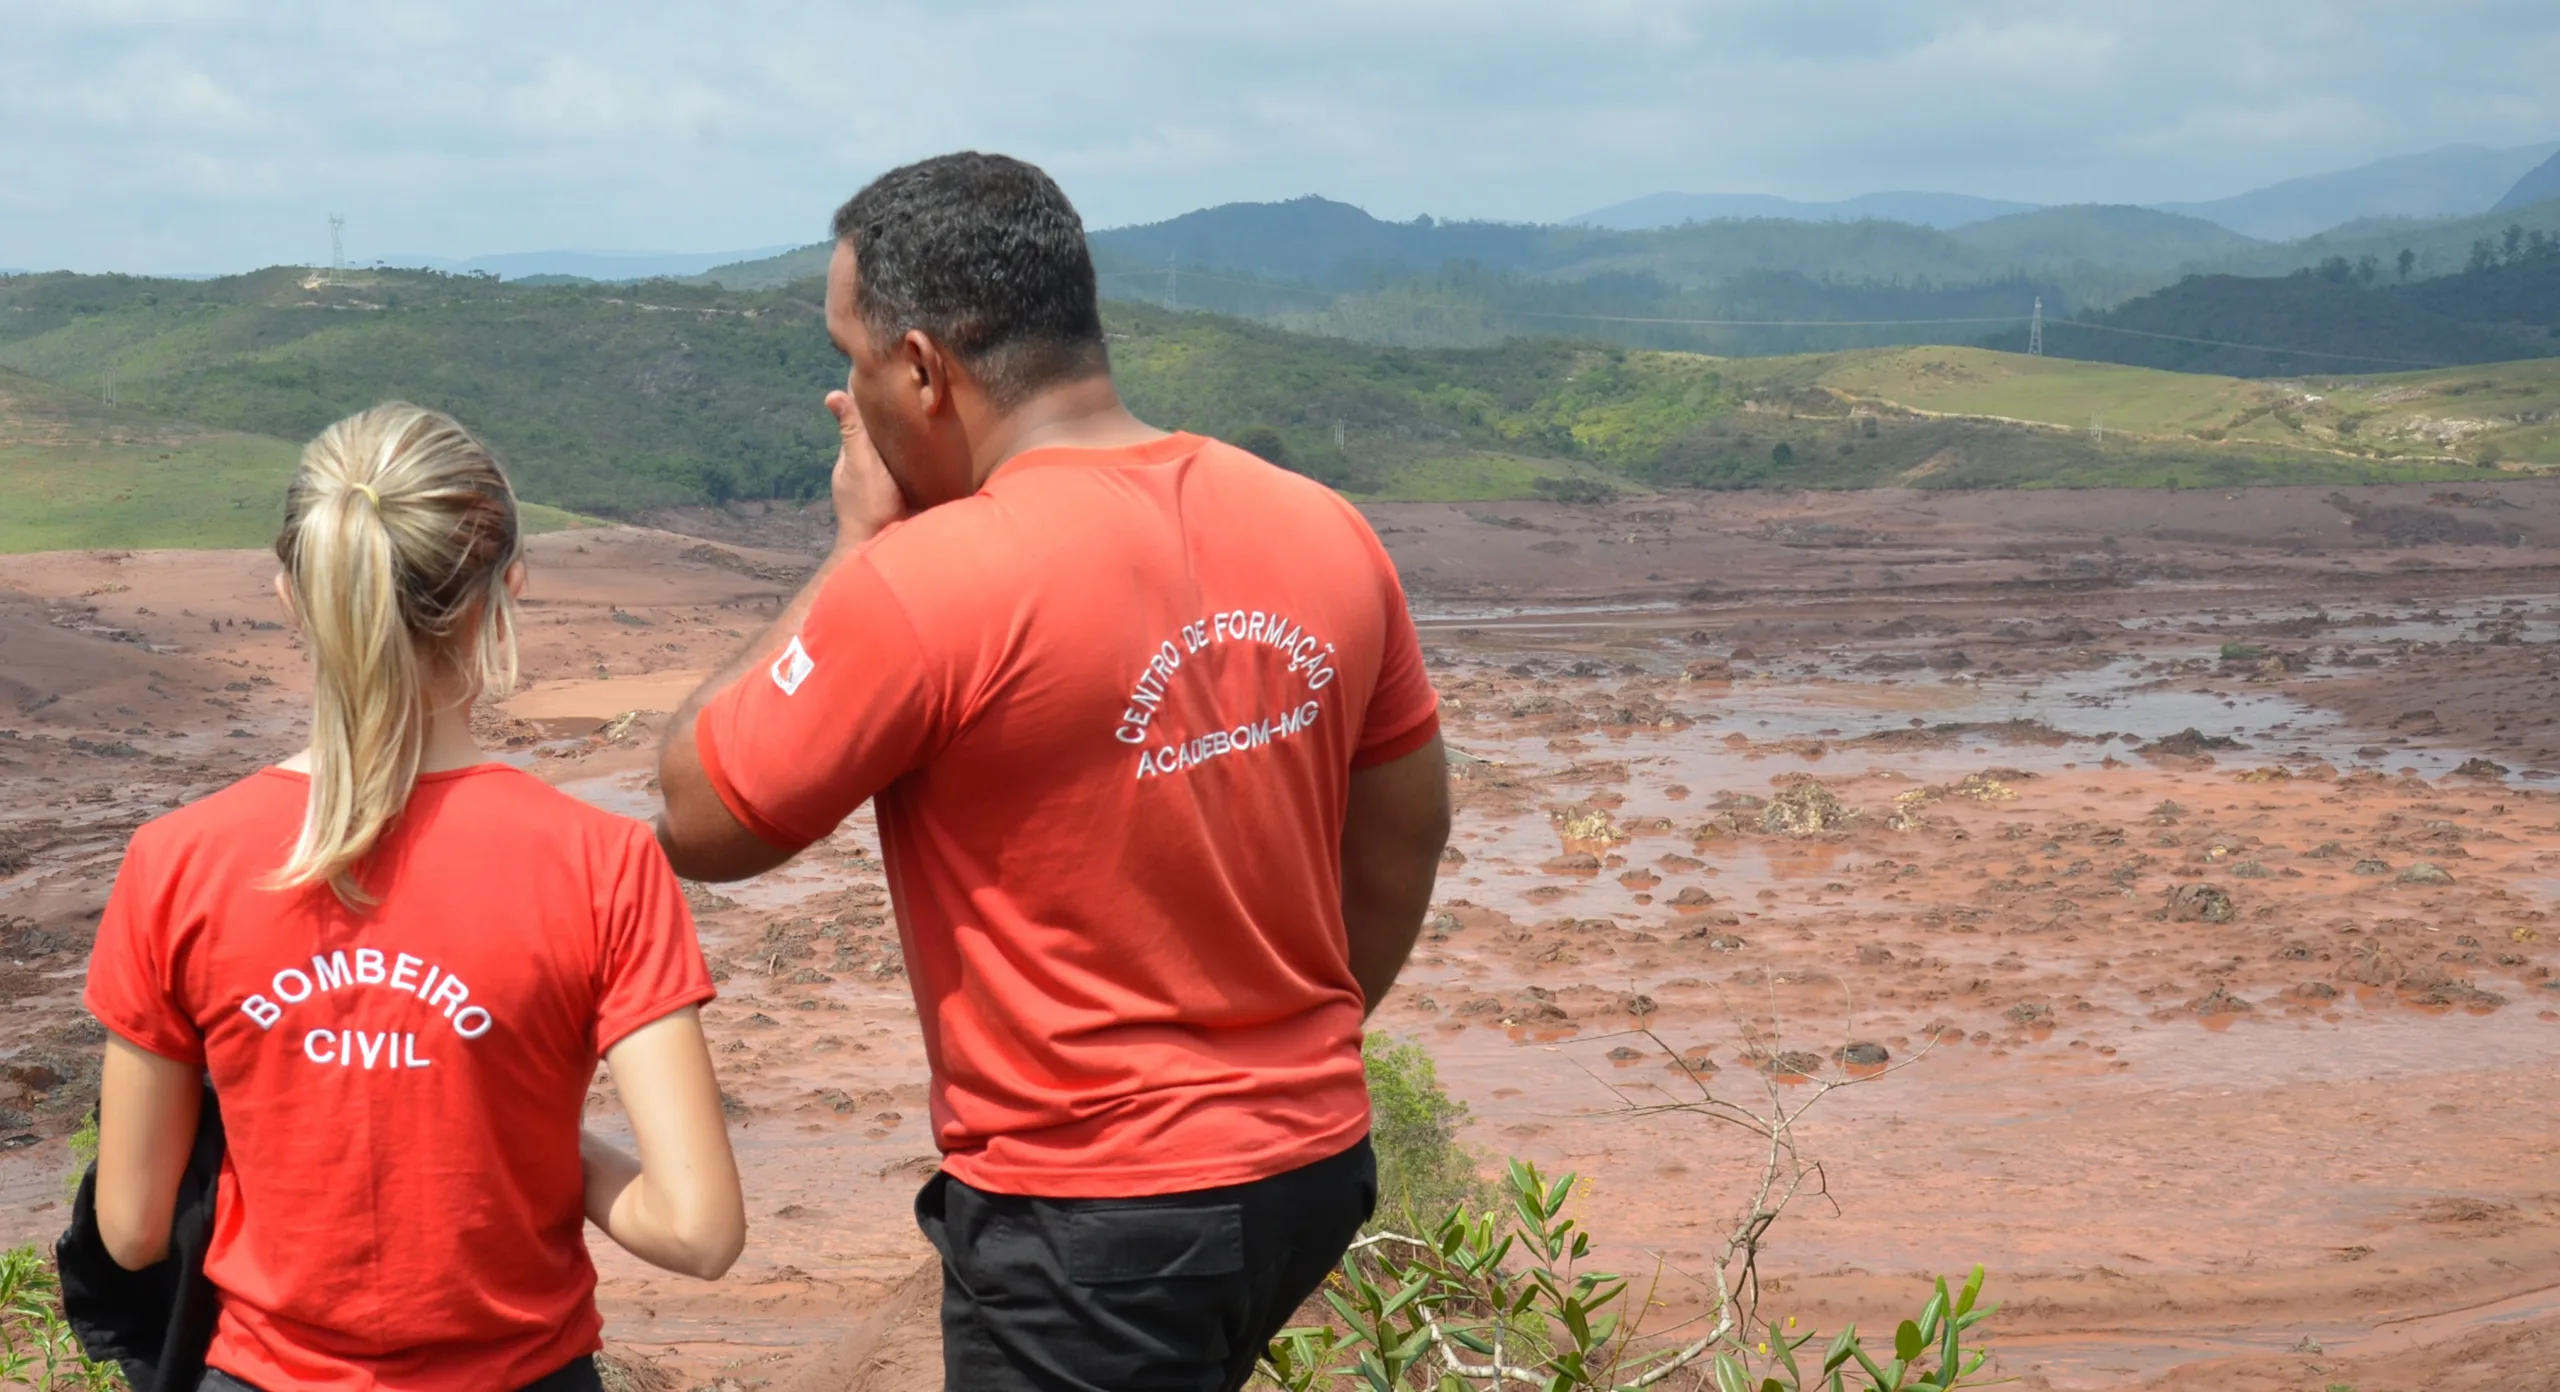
[4,265,2530,531]
[1997,234,2560,376]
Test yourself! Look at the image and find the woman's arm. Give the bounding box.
[580,1007,744,1280]
[95,1033,204,1270]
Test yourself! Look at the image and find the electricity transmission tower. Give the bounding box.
[328,214,346,280]
[2027,296,2043,356]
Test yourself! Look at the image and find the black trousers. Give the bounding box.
[200,1355,602,1392]
[916,1136,1378,1392]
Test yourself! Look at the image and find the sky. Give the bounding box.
[7,0,2560,275]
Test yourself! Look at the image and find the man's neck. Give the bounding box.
[968,376,1169,487]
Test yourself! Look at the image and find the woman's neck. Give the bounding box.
[278,685,487,775]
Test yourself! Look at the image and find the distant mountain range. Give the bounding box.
[1582,142,2560,241]
[1571,190,2035,231]
[377,246,795,281]
[2157,142,2560,239]
[2496,149,2560,213]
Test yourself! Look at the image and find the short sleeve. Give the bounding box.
[1352,540,1441,770]
[593,827,718,1055]
[83,833,207,1066]
[695,555,944,852]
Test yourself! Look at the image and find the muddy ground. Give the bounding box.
[9,480,2560,1389]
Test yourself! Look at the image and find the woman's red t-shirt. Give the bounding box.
[83,764,715,1391]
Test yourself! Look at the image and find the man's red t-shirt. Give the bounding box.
[84,765,714,1391]
[697,432,1439,1198]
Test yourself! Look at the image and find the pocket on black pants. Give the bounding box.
[1066,1203,1245,1284]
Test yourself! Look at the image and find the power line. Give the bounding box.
[1100,268,2031,328]
[2045,318,2447,368]
[1104,264,2456,366]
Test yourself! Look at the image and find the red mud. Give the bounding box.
[9,481,2560,1388]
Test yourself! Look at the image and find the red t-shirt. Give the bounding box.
[84,764,714,1392]
[697,432,1439,1198]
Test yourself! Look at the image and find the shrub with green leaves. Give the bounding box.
[1259,1161,2000,1392]
[1363,1035,1490,1233]
[0,1246,122,1390]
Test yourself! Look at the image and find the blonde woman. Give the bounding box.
[83,404,744,1391]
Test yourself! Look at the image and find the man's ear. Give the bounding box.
[903,330,955,419]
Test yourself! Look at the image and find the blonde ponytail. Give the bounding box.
[271,403,522,905]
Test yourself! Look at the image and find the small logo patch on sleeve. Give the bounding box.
[771,635,815,695]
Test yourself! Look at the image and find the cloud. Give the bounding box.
[4,0,2558,273]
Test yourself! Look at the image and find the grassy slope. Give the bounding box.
[2,270,2545,529]
[0,367,587,553]
[1776,346,2560,473]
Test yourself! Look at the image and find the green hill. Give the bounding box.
[0,366,588,553]
[1983,239,2560,376]
[2,267,2537,543]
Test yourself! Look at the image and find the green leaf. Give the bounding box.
[1894,1319,1925,1363]
[1822,1323,1860,1374]
[1760,1381,1784,1392]
[1712,1353,1752,1392]
[1954,1265,1983,1318]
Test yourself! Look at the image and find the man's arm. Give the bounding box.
[656,390,906,882]
[1340,734,1452,1019]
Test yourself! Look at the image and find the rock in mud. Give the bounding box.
[1541,851,1602,873]
[1857,944,1895,966]
[1837,1041,1891,1067]
[1616,992,1658,1017]
[2188,986,2255,1017]
[1669,886,1714,907]
[2452,757,2510,778]
[2004,1002,2054,1026]
[1761,780,1849,835]
[1761,1050,1826,1078]
[2399,861,2456,885]
[2352,858,2393,876]
[2142,729,2245,758]
[2291,981,2340,1000]
[2164,883,2236,924]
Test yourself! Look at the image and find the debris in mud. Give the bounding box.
[2399,861,2456,885]
[1681,659,1735,682]
[678,542,807,585]
[2452,757,2511,778]
[2352,858,2393,876]
[2188,986,2256,1017]
[682,881,739,913]
[1761,779,1849,835]
[1553,805,1622,843]
[1837,1041,1891,1067]
[1541,851,1602,873]
[1857,944,1894,965]
[2164,883,2236,923]
[1759,1050,1826,1078]
[2291,981,2340,1001]
[1616,992,1658,1017]
[2141,728,2245,757]
[2003,1002,2053,1027]
[1668,886,1714,907]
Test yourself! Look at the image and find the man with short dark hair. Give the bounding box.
[655,151,1453,1392]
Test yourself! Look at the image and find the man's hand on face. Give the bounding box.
[828,388,909,551]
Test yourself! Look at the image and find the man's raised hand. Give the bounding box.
[826,389,908,550]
